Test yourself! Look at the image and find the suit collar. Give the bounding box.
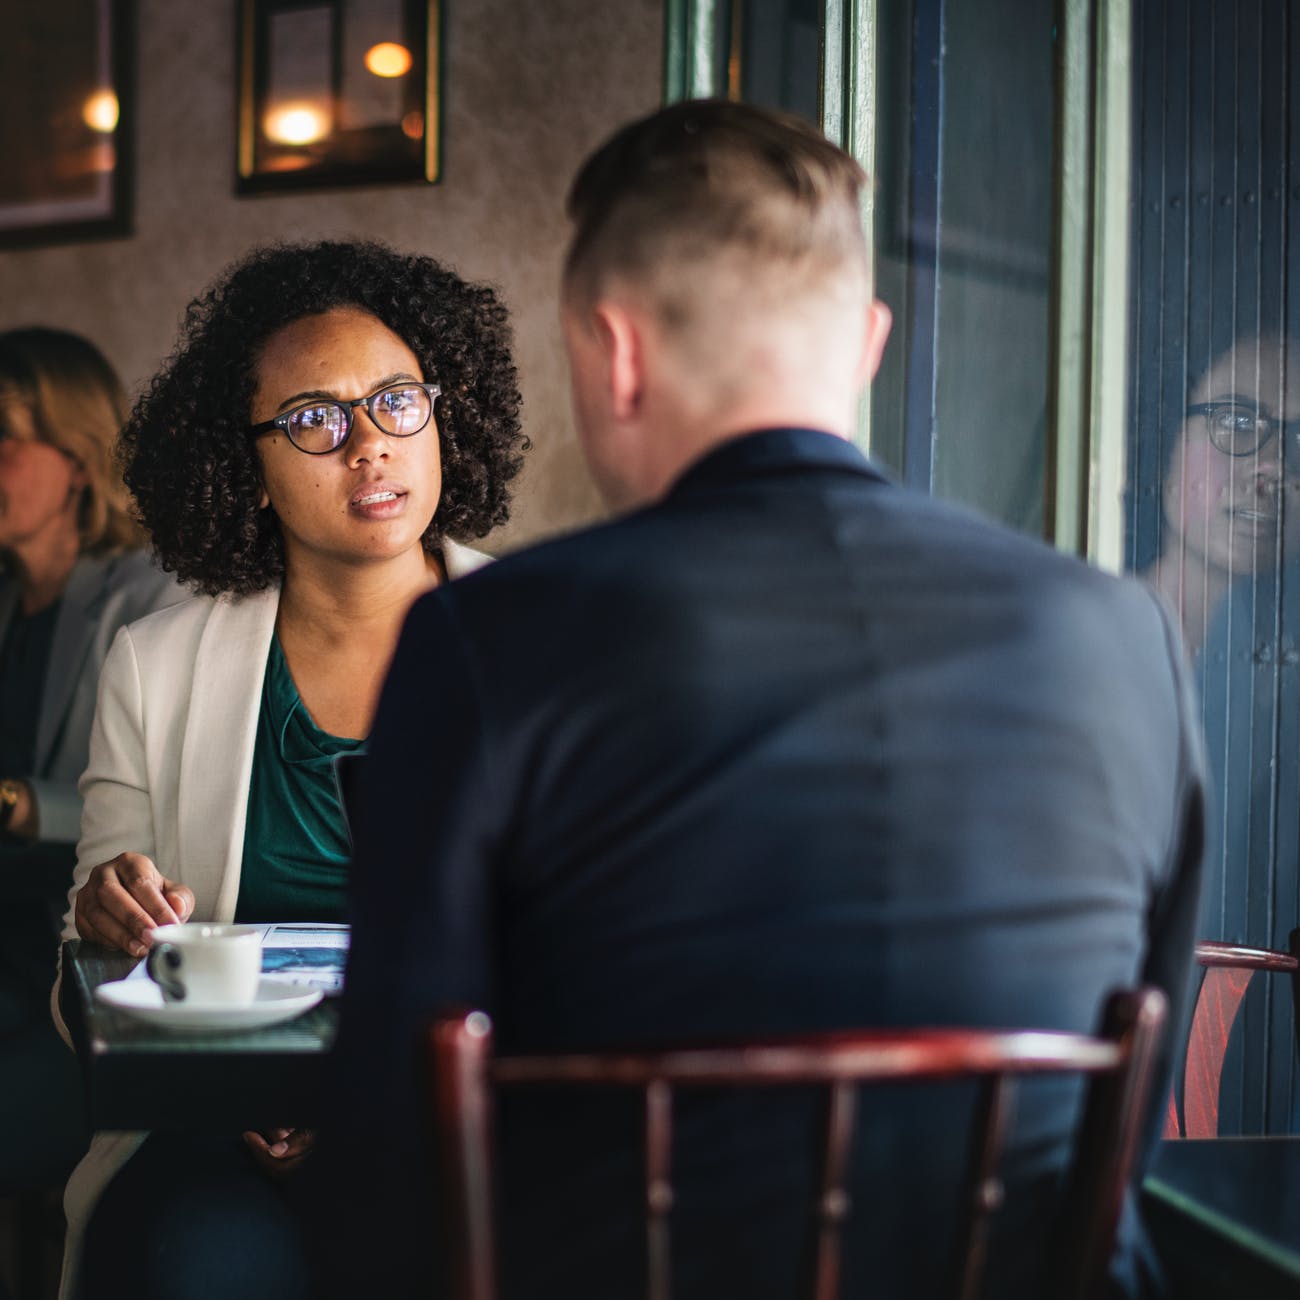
[665,428,892,501]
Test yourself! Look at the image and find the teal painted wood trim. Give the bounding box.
[830,0,877,453]
[663,0,720,103]
[821,0,874,171]
[1048,0,1132,567]
[821,0,846,144]
[1086,0,1131,572]
[1048,0,1093,556]
[663,0,688,102]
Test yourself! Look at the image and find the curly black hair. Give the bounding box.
[120,239,526,596]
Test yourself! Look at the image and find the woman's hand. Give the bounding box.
[243,1127,316,1179]
[73,852,195,956]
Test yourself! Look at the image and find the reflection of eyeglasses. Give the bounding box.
[1187,401,1300,458]
[249,381,441,456]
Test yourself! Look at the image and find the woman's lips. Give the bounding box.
[349,482,408,520]
[1230,506,1280,538]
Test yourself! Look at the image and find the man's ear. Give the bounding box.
[591,301,645,422]
[857,299,893,385]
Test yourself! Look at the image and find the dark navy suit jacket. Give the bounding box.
[321,429,1205,1299]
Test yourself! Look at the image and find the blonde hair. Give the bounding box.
[564,99,870,333]
[0,327,143,554]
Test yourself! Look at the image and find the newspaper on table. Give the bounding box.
[125,922,350,994]
[253,922,350,994]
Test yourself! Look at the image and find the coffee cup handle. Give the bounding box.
[145,942,186,1001]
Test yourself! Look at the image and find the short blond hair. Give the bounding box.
[564,99,869,330]
[0,327,143,554]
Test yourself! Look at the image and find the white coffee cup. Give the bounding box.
[144,924,261,1006]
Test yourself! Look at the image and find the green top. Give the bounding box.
[234,635,364,923]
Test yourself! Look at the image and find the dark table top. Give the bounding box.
[64,939,338,1132]
[1143,1137,1300,1298]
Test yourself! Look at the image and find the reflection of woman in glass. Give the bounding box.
[1142,334,1300,654]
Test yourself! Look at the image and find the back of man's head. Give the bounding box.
[564,99,869,353]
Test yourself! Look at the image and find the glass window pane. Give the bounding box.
[871,0,1054,538]
[1126,0,1298,1134]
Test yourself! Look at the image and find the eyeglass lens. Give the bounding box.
[1201,403,1297,457]
[287,384,434,453]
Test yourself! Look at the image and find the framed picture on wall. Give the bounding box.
[0,0,134,248]
[237,0,440,194]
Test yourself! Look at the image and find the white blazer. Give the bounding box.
[55,539,490,1298]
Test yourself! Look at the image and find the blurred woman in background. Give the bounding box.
[0,328,180,1205]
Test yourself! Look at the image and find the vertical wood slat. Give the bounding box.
[1182,966,1253,1136]
[1053,989,1167,1300]
[950,1075,1015,1300]
[645,1079,674,1300]
[431,1012,497,1300]
[810,1080,857,1300]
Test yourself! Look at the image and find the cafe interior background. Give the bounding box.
[0,0,1297,1149]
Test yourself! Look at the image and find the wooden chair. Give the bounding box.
[1162,934,1300,1138]
[429,988,1167,1300]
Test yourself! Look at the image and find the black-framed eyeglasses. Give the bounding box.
[249,381,442,456]
[1187,400,1300,458]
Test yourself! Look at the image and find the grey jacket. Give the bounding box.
[0,549,185,843]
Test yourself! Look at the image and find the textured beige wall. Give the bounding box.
[0,0,665,549]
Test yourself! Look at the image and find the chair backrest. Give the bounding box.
[1162,935,1300,1139]
[429,988,1167,1300]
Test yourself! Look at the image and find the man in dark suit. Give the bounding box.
[321,101,1205,1298]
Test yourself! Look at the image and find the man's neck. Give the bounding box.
[635,402,855,510]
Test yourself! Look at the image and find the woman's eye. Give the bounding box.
[298,405,337,429]
[378,389,414,413]
[1215,406,1262,436]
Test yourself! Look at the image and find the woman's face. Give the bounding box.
[251,307,443,574]
[0,397,84,557]
[1162,336,1300,578]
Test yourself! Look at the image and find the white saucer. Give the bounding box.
[95,977,323,1032]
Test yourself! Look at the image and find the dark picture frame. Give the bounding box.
[0,0,134,249]
[237,0,440,194]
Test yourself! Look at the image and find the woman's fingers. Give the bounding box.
[242,1128,316,1178]
[279,1129,316,1159]
[161,881,195,922]
[74,852,184,955]
[74,913,122,951]
[76,878,156,954]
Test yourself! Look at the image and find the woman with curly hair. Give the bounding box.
[54,240,526,1300]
